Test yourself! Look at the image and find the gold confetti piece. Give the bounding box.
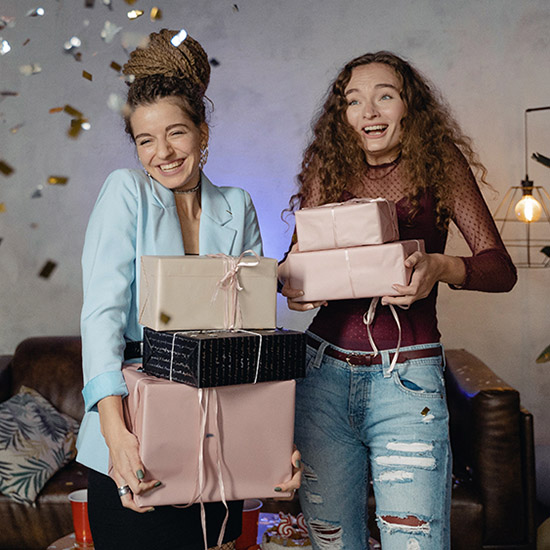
[23,38,30,46]
[73,52,82,62]
[421,407,430,416]
[1,91,19,97]
[26,7,45,17]
[0,160,14,176]
[64,105,83,118]
[124,0,137,4]
[1,39,11,55]
[48,176,68,185]
[160,312,171,324]
[85,0,95,7]
[39,260,57,279]
[233,4,239,12]
[66,481,74,486]
[10,123,24,133]
[210,58,220,67]
[49,106,63,113]
[0,203,6,212]
[68,119,84,139]
[110,61,121,72]
[82,70,92,81]
[150,7,162,21]
[127,9,144,20]
[101,21,122,44]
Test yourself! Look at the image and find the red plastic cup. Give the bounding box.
[235,498,263,549]
[68,489,94,548]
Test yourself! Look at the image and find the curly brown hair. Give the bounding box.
[290,51,488,229]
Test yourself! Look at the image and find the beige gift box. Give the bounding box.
[139,254,277,330]
[295,198,399,252]
[279,240,425,302]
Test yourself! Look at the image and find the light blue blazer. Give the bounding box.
[76,169,263,473]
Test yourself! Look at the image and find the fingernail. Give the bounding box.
[154,481,162,488]
[295,460,301,468]
[305,304,313,310]
[136,469,144,480]
[274,487,282,492]
[147,507,155,513]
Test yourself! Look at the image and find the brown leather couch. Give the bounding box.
[0,338,537,549]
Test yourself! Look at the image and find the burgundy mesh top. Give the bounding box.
[294,146,517,351]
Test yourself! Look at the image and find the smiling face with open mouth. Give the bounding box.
[345,63,406,166]
[130,96,207,191]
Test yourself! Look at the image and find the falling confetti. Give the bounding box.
[48,176,69,185]
[22,38,30,46]
[1,39,11,55]
[64,105,83,118]
[9,123,24,133]
[0,238,3,246]
[100,21,122,44]
[103,0,113,10]
[49,106,64,113]
[209,58,220,67]
[84,0,95,7]
[31,187,43,198]
[39,260,57,279]
[170,29,187,47]
[127,9,144,20]
[26,7,45,17]
[150,7,162,21]
[1,91,18,97]
[121,32,149,50]
[160,312,171,324]
[0,16,16,31]
[110,61,121,72]
[30,222,38,229]
[232,4,239,12]
[0,160,14,176]
[82,70,92,81]
[63,36,82,50]
[19,63,42,75]
[68,119,86,139]
[0,203,5,212]
[421,407,430,416]
[124,0,138,4]
[107,93,125,113]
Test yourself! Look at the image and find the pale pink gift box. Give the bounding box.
[139,254,277,331]
[118,365,295,506]
[279,240,425,302]
[295,198,399,252]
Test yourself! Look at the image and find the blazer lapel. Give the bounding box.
[199,173,237,254]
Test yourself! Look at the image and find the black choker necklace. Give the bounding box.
[173,181,201,195]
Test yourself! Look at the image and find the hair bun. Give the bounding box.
[123,29,210,93]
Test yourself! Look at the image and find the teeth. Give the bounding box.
[160,160,183,171]
[363,125,387,133]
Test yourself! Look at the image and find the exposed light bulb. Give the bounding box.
[514,195,542,223]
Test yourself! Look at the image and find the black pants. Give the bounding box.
[87,469,243,550]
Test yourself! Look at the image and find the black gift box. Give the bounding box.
[142,327,306,388]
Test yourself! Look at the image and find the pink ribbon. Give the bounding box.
[209,250,260,329]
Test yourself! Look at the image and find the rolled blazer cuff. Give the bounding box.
[82,370,128,413]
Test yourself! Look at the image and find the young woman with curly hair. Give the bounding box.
[280,52,517,549]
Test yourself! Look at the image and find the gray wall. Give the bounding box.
[2,0,550,504]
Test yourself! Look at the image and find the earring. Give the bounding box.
[199,144,209,170]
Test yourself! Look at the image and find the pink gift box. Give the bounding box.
[295,198,399,252]
[279,240,425,302]
[118,365,295,506]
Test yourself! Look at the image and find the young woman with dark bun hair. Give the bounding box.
[77,29,300,550]
[280,51,516,549]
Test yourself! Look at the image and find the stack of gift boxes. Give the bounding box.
[279,198,425,301]
[124,253,306,507]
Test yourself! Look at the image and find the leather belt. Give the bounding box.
[306,336,441,367]
[124,341,143,361]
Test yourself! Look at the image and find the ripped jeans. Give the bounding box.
[295,332,451,550]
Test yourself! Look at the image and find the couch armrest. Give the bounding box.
[445,349,533,546]
[0,355,13,403]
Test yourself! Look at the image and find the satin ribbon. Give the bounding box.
[361,239,422,374]
[209,250,261,330]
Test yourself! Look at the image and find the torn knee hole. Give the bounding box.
[308,519,343,549]
[382,515,427,527]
